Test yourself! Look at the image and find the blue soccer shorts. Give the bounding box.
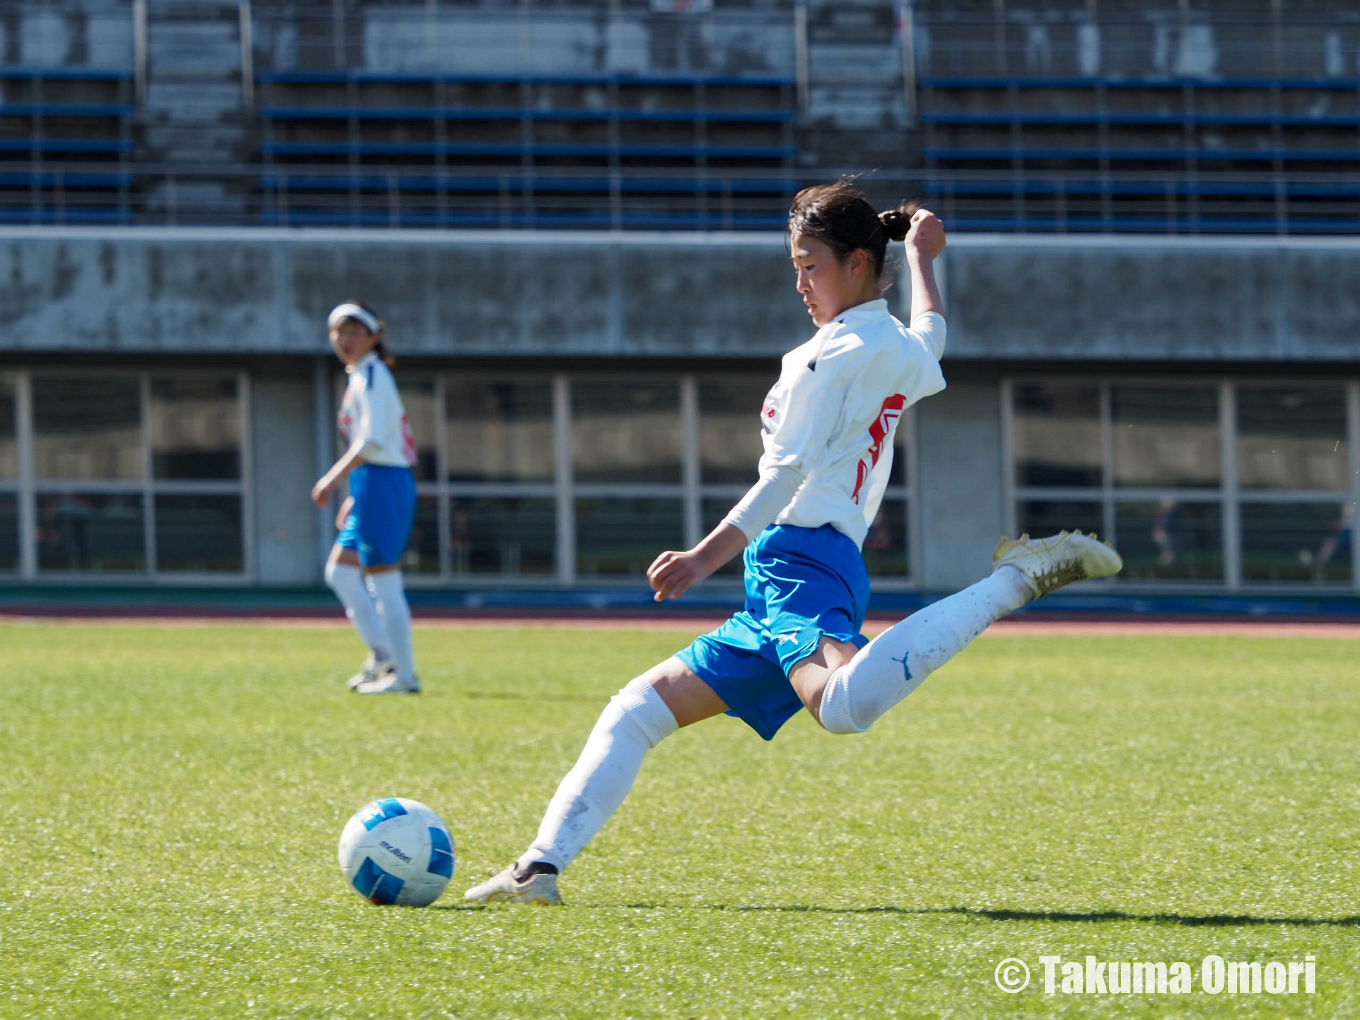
[676,523,871,741]
[337,464,416,567]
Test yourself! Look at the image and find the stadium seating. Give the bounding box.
[0,67,134,224]
[255,70,798,229]
[919,74,1360,233]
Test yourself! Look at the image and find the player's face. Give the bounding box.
[329,318,378,364]
[790,233,865,328]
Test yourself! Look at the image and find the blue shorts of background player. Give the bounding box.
[676,523,871,741]
[337,464,416,567]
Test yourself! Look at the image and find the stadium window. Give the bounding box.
[150,378,241,480]
[0,492,15,572]
[1017,500,1103,544]
[152,495,243,573]
[20,371,248,579]
[428,376,559,581]
[33,377,143,481]
[36,492,146,573]
[448,496,557,577]
[444,378,554,483]
[1236,386,1348,492]
[1114,500,1225,582]
[1235,385,1352,586]
[575,496,684,578]
[1111,386,1221,489]
[696,377,766,487]
[0,374,15,480]
[1240,502,1352,584]
[398,380,438,483]
[1012,382,1101,488]
[0,376,15,572]
[1010,377,1360,590]
[406,494,442,575]
[571,379,682,485]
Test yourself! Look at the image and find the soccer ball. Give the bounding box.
[338,797,455,907]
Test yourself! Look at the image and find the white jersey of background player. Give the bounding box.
[311,302,421,695]
[467,181,1124,905]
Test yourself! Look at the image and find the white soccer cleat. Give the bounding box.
[992,530,1123,598]
[346,654,394,691]
[464,866,562,906]
[352,672,421,695]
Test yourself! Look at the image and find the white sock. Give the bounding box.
[368,570,416,682]
[324,560,390,661]
[517,676,679,874]
[820,566,1033,735]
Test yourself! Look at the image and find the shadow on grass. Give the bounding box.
[592,904,1360,928]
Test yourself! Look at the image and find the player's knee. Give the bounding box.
[817,667,872,736]
[607,675,679,749]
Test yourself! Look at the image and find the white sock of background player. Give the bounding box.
[324,560,391,663]
[819,567,1034,735]
[369,570,416,682]
[515,676,678,876]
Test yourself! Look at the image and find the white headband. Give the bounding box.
[327,303,380,334]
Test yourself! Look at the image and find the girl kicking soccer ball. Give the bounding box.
[312,302,421,695]
[466,182,1122,903]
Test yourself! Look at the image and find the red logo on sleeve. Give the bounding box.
[850,394,906,504]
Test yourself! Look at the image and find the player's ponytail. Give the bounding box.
[878,200,921,243]
[788,179,924,281]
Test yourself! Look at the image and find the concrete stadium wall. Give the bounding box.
[1,229,1358,363]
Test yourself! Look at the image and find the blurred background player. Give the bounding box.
[466,182,1123,905]
[312,302,421,695]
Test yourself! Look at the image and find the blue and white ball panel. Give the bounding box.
[336,464,416,567]
[338,797,456,907]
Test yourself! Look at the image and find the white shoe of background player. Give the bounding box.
[352,672,420,695]
[464,865,562,905]
[346,654,394,691]
[992,530,1123,598]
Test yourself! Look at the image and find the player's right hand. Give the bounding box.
[907,208,946,260]
[647,549,712,603]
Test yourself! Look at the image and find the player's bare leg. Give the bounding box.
[465,658,727,905]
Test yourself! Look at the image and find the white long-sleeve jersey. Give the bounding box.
[724,299,946,550]
[337,351,417,468]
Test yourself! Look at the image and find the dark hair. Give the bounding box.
[346,300,395,368]
[787,180,920,281]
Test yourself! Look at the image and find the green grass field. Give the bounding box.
[3,621,1358,1019]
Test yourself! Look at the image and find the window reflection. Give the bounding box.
[698,378,767,486]
[1115,501,1223,581]
[150,377,241,481]
[446,379,553,482]
[861,499,909,577]
[576,497,683,577]
[1112,387,1220,488]
[572,381,681,484]
[0,492,16,570]
[34,378,142,481]
[0,375,15,479]
[1242,503,1352,583]
[398,382,438,482]
[1237,387,1347,491]
[36,492,145,572]
[154,495,243,572]
[449,497,556,576]
[1013,383,1101,487]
